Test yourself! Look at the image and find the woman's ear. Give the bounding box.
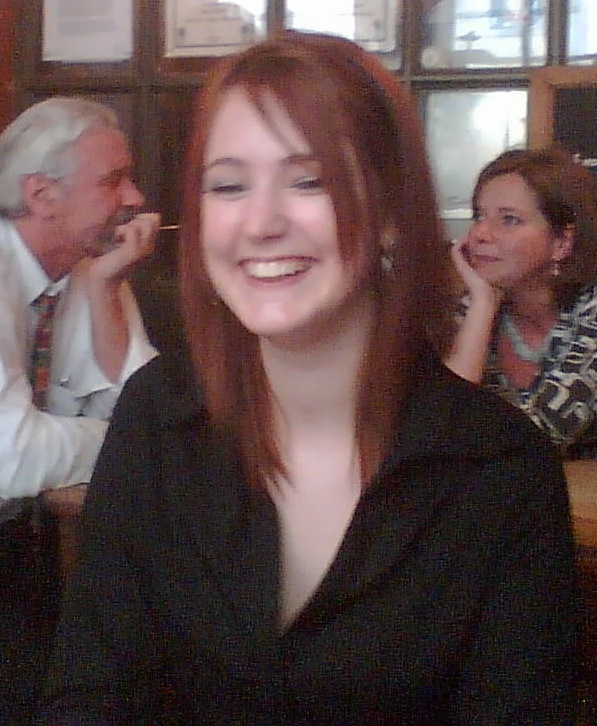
[20,174,61,218]
[380,225,398,253]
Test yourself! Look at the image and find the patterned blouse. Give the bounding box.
[483,283,597,456]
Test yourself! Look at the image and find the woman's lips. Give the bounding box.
[471,253,500,265]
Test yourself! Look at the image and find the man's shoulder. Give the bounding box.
[0,221,26,301]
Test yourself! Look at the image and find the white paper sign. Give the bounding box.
[165,0,265,58]
[43,0,133,63]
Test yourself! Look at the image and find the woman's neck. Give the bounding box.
[259,300,373,435]
[507,284,558,331]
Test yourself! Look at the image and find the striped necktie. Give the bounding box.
[30,292,60,411]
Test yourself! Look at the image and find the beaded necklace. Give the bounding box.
[501,311,553,364]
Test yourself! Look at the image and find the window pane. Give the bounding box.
[424,89,527,239]
[421,0,548,70]
[567,0,597,64]
[285,0,402,67]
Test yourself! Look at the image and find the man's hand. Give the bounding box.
[90,212,161,283]
[85,212,161,382]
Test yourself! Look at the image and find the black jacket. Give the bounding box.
[39,352,578,724]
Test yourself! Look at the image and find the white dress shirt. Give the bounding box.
[0,218,158,506]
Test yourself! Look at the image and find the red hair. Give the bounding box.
[179,31,454,488]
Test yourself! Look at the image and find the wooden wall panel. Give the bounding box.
[0,0,17,131]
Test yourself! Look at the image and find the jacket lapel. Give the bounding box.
[157,350,511,639]
[161,399,282,647]
[293,355,504,624]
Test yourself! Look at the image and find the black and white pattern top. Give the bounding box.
[483,283,597,455]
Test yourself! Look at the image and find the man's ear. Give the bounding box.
[21,174,61,218]
[553,223,574,263]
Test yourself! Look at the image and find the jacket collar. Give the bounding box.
[152,347,533,637]
[155,347,518,466]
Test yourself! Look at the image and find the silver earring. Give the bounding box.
[381,251,394,272]
[380,234,397,273]
[552,260,561,277]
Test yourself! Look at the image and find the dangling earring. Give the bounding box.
[551,259,561,277]
[381,250,394,272]
[380,229,397,273]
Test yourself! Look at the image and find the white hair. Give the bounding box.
[0,96,120,218]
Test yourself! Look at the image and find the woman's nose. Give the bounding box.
[243,185,289,241]
[470,217,494,241]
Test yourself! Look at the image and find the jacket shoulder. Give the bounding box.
[407,353,555,461]
[115,350,201,426]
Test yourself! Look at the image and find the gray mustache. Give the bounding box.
[108,206,141,228]
[98,206,140,238]
[96,206,143,253]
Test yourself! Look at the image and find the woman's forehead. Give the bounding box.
[206,87,312,158]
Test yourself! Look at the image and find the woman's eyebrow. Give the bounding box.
[284,153,318,165]
[203,157,243,171]
[204,153,319,171]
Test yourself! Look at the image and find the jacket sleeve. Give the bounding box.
[450,445,579,725]
[37,368,165,724]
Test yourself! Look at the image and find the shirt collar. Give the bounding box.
[4,220,68,303]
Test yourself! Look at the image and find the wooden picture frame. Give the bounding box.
[528,66,597,156]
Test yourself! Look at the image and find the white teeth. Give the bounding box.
[244,259,310,279]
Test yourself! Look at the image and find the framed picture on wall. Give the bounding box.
[164,0,266,57]
[42,0,133,63]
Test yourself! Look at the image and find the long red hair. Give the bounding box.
[179,31,454,489]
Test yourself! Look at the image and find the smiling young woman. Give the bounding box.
[40,33,578,724]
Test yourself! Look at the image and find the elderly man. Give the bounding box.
[0,96,159,721]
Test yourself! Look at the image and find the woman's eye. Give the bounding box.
[204,181,245,195]
[502,214,522,226]
[471,210,483,222]
[292,176,323,192]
